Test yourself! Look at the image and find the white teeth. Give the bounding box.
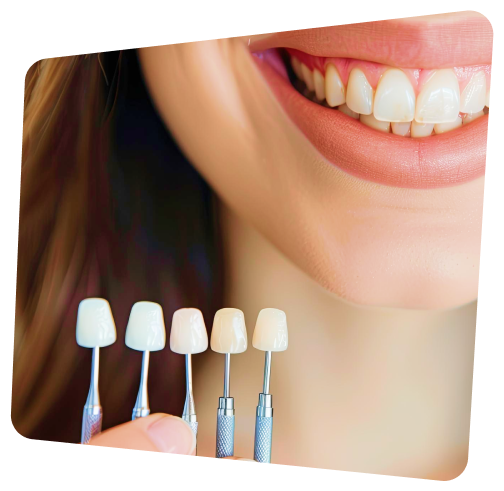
[463,110,485,124]
[411,121,434,138]
[292,56,489,137]
[291,57,303,81]
[126,301,166,352]
[415,69,460,123]
[252,308,288,352]
[360,113,390,133]
[338,103,359,119]
[374,69,415,122]
[434,115,463,134]
[325,64,345,107]
[170,308,208,355]
[210,308,247,354]
[313,69,326,101]
[301,63,315,92]
[346,68,373,115]
[391,122,411,136]
[460,71,486,114]
[76,298,117,348]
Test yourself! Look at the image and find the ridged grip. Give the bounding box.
[216,414,235,458]
[254,416,273,463]
[187,420,198,437]
[81,409,102,444]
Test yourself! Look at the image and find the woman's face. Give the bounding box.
[138,12,491,309]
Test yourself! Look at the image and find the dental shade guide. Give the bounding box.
[210,308,248,458]
[170,308,209,440]
[125,301,166,420]
[252,308,288,463]
[76,298,117,444]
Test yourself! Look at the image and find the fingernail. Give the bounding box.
[146,416,196,454]
[236,458,256,462]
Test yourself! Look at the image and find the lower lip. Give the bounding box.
[253,51,487,189]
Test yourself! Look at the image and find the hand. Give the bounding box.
[88,414,195,454]
[88,413,254,461]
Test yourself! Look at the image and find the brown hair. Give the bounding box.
[13,50,223,442]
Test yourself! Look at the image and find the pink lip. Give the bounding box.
[249,14,493,68]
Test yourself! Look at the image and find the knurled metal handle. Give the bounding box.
[81,407,102,444]
[216,414,235,458]
[254,415,273,463]
[187,420,198,438]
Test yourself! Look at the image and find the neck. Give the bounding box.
[195,204,475,479]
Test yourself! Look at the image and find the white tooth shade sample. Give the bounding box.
[346,68,373,115]
[210,308,247,354]
[76,298,117,348]
[125,301,166,352]
[252,308,288,352]
[373,69,415,122]
[170,308,208,354]
[415,69,460,123]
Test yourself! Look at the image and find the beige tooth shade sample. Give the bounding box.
[170,308,208,354]
[76,298,117,348]
[210,308,247,354]
[125,301,166,352]
[252,308,288,352]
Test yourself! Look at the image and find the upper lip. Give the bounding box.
[248,12,493,68]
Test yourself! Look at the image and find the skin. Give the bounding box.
[137,20,485,309]
[124,12,486,478]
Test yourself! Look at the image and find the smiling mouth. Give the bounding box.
[249,15,492,189]
[285,49,490,137]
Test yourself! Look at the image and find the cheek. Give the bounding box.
[138,42,484,310]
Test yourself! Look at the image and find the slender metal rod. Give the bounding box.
[183,354,196,417]
[224,353,231,398]
[262,351,272,395]
[85,347,100,407]
[132,350,150,419]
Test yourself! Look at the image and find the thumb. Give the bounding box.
[88,413,196,455]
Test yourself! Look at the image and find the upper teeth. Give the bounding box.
[291,56,490,137]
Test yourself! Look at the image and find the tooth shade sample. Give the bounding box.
[373,69,415,122]
[486,90,490,107]
[313,69,325,101]
[415,69,460,123]
[325,64,345,107]
[391,122,411,137]
[76,298,117,348]
[463,110,484,124]
[125,301,166,352]
[411,121,434,138]
[252,308,288,352]
[434,116,463,134]
[301,63,315,92]
[460,71,486,114]
[170,308,208,354]
[360,114,390,133]
[338,104,359,119]
[346,68,373,115]
[211,308,247,354]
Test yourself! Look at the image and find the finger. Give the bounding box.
[88,413,196,455]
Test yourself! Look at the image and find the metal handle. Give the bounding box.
[216,413,235,458]
[254,415,273,463]
[183,418,198,437]
[81,406,102,444]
